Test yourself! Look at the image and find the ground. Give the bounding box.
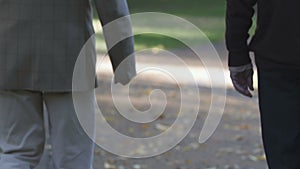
[93,88,267,169]
[90,44,267,169]
[36,43,267,169]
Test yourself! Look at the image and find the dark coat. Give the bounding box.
[226,0,300,69]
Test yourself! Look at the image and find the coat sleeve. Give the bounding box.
[93,0,136,84]
[225,0,257,67]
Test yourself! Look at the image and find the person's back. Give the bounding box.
[226,0,300,69]
[0,0,136,169]
[0,0,135,91]
[0,0,95,91]
[226,0,300,168]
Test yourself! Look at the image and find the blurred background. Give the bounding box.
[38,0,266,169]
[95,0,227,51]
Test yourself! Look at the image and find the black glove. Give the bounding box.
[229,64,254,97]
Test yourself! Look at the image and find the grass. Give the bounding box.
[127,0,226,17]
[127,0,226,50]
[93,0,256,51]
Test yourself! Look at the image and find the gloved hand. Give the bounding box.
[229,64,254,97]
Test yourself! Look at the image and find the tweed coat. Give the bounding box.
[0,0,136,92]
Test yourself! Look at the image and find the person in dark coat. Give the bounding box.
[226,0,300,168]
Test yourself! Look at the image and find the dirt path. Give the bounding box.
[92,42,267,169]
[36,42,267,169]
[93,81,267,169]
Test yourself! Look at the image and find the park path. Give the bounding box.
[35,42,266,169]
[92,42,266,169]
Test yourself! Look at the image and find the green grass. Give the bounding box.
[127,0,226,17]
[134,34,187,50]
[128,0,226,50]
[93,0,256,51]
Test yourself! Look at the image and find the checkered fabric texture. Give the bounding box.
[0,0,135,92]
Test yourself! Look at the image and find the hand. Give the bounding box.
[114,75,132,85]
[230,66,254,97]
[114,68,136,86]
[113,55,137,86]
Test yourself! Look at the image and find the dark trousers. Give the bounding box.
[258,69,300,169]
